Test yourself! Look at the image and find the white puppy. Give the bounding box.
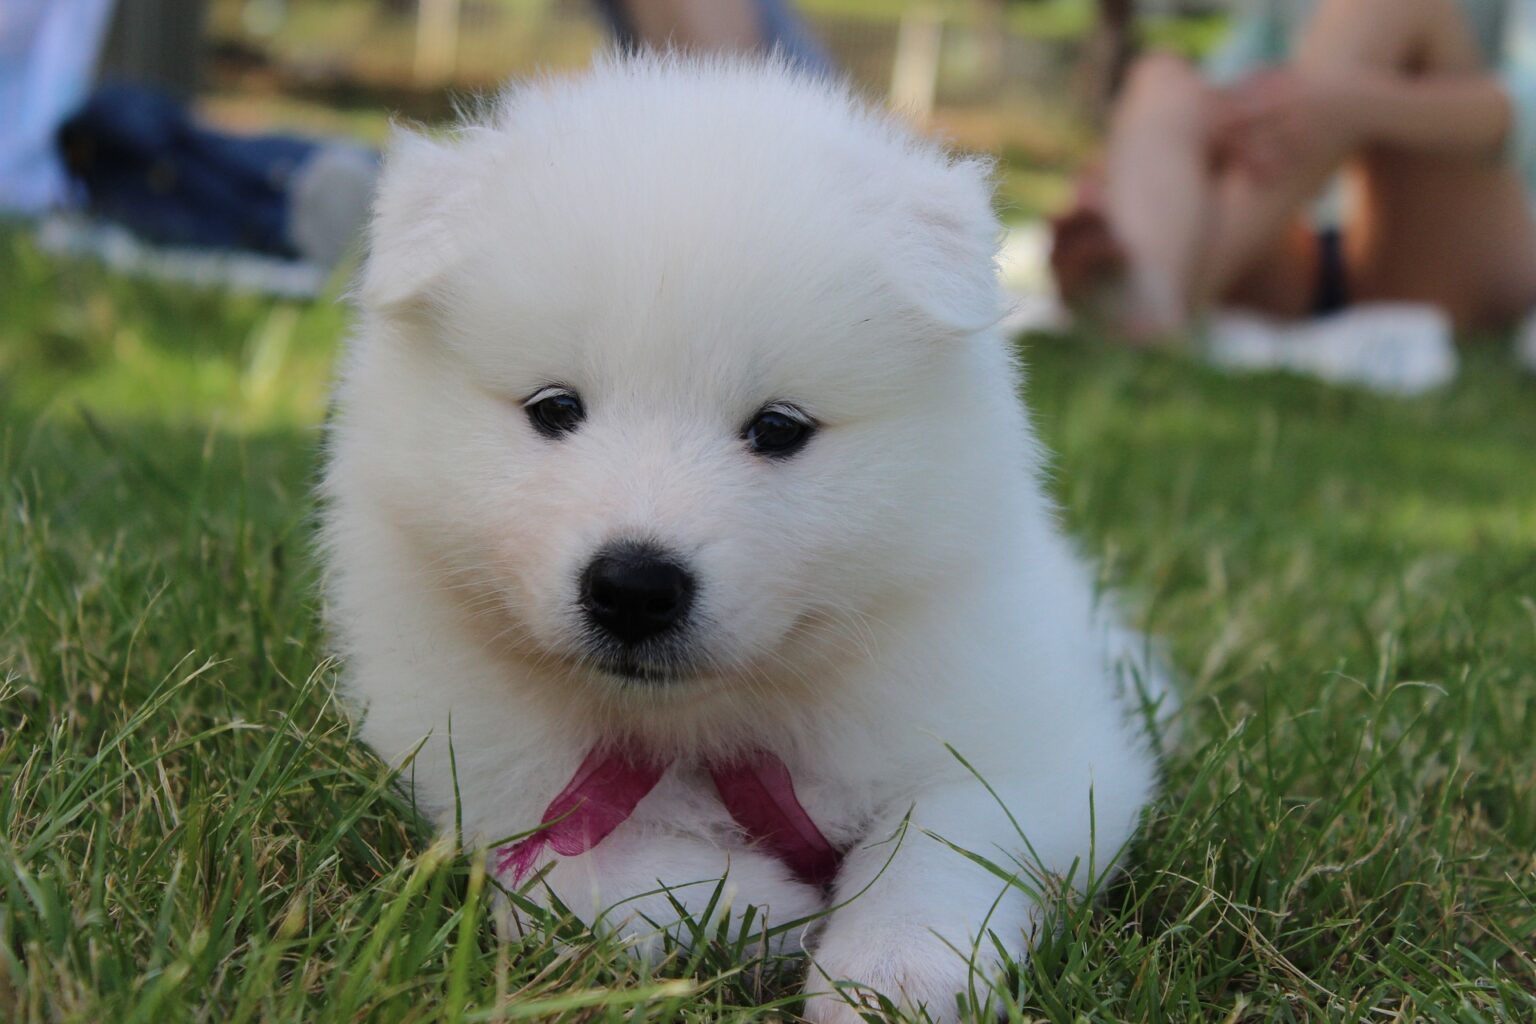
[323,56,1163,1022]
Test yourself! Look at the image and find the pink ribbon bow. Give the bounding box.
[496,743,842,888]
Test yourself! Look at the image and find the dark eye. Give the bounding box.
[525,386,585,439]
[743,403,815,458]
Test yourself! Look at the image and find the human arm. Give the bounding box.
[1215,68,1516,183]
[1311,70,1512,157]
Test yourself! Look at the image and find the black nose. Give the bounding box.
[580,546,696,645]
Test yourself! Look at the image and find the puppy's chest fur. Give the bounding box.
[625,762,884,852]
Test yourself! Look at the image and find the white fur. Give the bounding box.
[322,56,1164,1022]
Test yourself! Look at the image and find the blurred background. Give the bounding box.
[0,0,1236,326]
[106,0,1226,222]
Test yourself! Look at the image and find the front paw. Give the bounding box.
[803,925,1011,1023]
[497,832,826,961]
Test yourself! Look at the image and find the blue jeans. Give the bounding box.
[58,83,322,256]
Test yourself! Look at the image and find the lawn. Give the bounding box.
[2,225,1534,1022]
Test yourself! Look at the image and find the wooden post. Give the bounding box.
[1100,0,1135,94]
[415,0,463,86]
[97,0,211,100]
[1081,0,1136,123]
[889,5,943,124]
[972,0,1005,91]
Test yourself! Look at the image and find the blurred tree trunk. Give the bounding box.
[415,0,463,85]
[889,5,943,125]
[1080,0,1136,124]
[973,0,1005,90]
[98,0,211,100]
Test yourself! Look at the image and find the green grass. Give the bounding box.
[2,224,1534,1022]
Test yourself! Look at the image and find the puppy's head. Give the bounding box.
[342,57,1015,695]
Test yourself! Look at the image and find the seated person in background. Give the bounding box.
[1052,0,1536,346]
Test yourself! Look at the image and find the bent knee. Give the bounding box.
[1116,53,1213,134]
[1122,53,1205,103]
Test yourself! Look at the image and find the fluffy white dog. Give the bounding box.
[323,56,1163,1022]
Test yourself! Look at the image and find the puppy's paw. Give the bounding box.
[497,833,826,961]
[803,925,1011,1023]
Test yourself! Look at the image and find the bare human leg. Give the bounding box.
[1049,49,1327,338]
[1208,0,1536,328]
[1050,54,1219,339]
[1057,0,1536,336]
[1104,54,1231,336]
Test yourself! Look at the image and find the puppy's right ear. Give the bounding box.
[357,128,462,310]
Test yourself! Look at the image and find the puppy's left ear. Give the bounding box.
[356,128,465,310]
[887,155,1003,335]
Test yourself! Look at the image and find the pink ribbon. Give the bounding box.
[496,744,842,888]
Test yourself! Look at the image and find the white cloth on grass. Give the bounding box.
[36,213,331,299]
[1204,304,1459,396]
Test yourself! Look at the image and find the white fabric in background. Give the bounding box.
[0,0,117,214]
[36,214,331,298]
[1205,305,1460,396]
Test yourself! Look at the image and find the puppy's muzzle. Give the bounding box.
[579,543,695,646]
